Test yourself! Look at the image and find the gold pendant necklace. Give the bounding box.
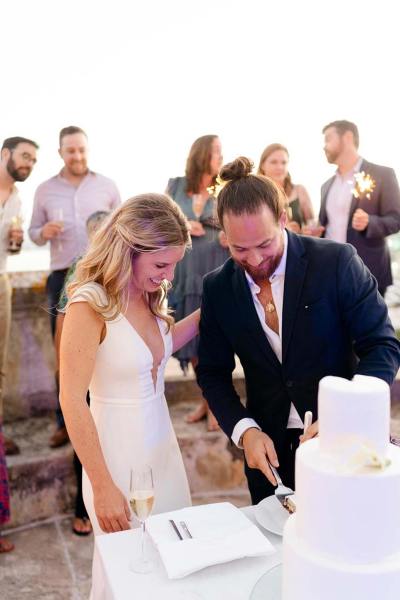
[265,301,276,313]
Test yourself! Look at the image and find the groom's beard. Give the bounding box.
[234,252,282,282]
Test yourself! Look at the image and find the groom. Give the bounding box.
[196,157,400,504]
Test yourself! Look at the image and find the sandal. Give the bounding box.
[72,517,92,536]
[0,536,14,553]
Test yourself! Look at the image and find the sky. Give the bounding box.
[3,0,400,270]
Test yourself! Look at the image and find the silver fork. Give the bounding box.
[269,463,294,511]
[180,520,193,539]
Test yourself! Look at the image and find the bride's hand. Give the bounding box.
[299,419,319,444]
[93,482,131,533]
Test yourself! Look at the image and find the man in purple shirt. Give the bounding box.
[29,126,121,447]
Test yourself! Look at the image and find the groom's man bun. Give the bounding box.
[217,156,286,226]
[219,156,253,182]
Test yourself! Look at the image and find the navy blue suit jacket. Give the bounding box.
[197,231,400,452]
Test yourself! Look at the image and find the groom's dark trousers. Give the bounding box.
[196,231,400,503]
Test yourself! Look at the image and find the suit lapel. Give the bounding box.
[232,264,281,368]
[320,176,335,225]
[282,232,308,362]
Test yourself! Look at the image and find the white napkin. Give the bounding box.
[146,502,276,579]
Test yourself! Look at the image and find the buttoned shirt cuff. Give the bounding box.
[231,418,261,449]
[28,227,47,246]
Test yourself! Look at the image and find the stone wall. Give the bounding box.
[4,271,57,422]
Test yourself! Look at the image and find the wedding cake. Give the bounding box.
[282,375,400,599]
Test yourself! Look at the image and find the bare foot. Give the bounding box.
[72,516,92,536]
[185,401,208,423]
[0,536,14,553]
[207,409,220,432]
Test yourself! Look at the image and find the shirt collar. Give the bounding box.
[245,229,288,291]
[0,185,19,208]
[335,156,363,179]
[57,169,95,183]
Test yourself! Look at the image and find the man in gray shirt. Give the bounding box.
[0,136,38,455]
[29,126,120,448]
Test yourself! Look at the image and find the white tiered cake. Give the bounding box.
[282,375,400,599]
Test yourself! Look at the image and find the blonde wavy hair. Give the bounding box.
[67,193,191,329]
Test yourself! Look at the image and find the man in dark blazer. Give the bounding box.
[196,157,400,504]
[319,120,400,297]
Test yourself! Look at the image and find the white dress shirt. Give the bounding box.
[325,157,363,243]
[231,229,303,448]
[0,187,21,275]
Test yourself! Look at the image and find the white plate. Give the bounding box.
[250,564,282,599]
[254,496,290,536]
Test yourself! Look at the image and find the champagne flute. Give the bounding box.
[129,465,155,574]
[305,218,321,236]
[191,193,203,221]
[53,207,64,251]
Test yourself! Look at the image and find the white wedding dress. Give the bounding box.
[69,283,191,598]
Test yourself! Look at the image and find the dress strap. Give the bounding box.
[68,281,110,313]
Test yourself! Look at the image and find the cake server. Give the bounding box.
[268,462,294,511]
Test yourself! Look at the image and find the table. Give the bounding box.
[94,506,282,599]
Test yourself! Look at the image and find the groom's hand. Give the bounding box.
[242,428,279,486]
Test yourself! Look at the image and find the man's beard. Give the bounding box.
[325,150,338,164]
[7,157,31,182]
[239,255,282,281]
[233,240,284,282]
[67,161,88,176]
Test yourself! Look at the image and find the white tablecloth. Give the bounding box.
[94,506,282,600]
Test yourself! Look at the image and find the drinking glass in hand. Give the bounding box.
[304,218,323,237]
[129,466,155,573]
[191,193,204,221]
[52,208,64,251]
[8,216,23,254]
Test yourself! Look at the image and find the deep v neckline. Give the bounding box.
[120,313,166,393]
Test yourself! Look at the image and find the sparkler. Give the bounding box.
[352,171,376,200]
[207,175,226,198]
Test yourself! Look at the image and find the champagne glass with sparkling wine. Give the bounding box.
[129,465,155,573]
[53,207,64,252]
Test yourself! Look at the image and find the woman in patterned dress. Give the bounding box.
[166,135,229,430]
[0,423,13,552]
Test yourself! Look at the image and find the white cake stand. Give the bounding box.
[250,563,282,599]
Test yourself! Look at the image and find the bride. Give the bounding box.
[60,194,197,548]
